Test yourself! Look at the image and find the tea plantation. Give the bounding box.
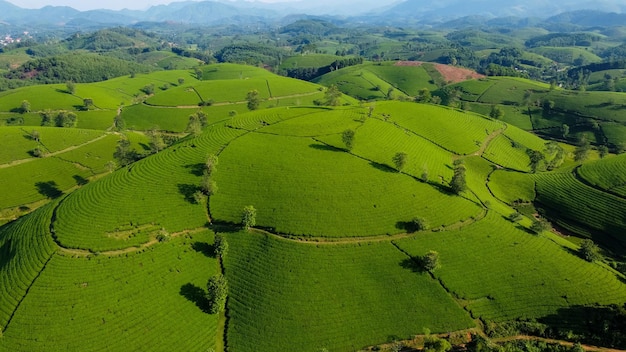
[1,63,626,352]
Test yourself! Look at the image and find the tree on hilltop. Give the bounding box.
[324,84,342,106]
[20,100,31,114]
[392,152,408,172]
[242,205,257,230]
[214,234,228,258]
[422,251,440,272]
[580,239,601,262]
[450,162,467,194]
[341,129,355,151]
[206,274,227,314]
[246,90,260,110]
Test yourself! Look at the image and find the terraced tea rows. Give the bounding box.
[1,231,219,352]
[121,104,204,132]
[0,202,57,329]
[394,213,626,322]
[483,134,531,172]
[375,102,503,155]
[0,157,92,209]
[223,231,473,352]
[577,154,626,197]
[535,170,626,244]
[53,124,245,251]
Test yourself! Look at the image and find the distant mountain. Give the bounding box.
[0,0,625,30]
[373,0,626,25]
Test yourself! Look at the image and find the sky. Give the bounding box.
[6,0,289,11]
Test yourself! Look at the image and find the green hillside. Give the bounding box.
[1,63,626,351]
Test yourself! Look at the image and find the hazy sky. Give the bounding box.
[6,0,288,11]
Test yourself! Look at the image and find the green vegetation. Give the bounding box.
[223,231,473,352]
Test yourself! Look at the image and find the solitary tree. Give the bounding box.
[392,152,408,172]
[410,216,429,232]
[422,251,440,271]
[530,217,550,234]
[341,129,355,151]
[201,174,217,196]
[489,104,504,119]
[246,90,260,110]
[423,335,451,352]
[416,88,432,103]
[205,154,218,176]
[580,239,601,262]
[507,212,523,222]
[113,114,126,131]
[178,77,185,85]
[206,274,227,314]
[242,205,257,230]
[83,98,94,110]
[527,149,545,173]
[574,140,591,162]
[20,100,31,114]
[66,81,75,94]
[147,128,166,153]
[599,145,609,159]
[55,111,77,127]
[30,130,40,142]
[214,234,229,258]
[450,163,467,194]
[561,124,570,138]
[324,84,342,106]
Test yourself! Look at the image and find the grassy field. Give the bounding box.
[211,132,481,237]
[395,212,626,322]
[488,170,536,204]
[1,62,626,351]
[223,231,474,352]
[1,230,220,352]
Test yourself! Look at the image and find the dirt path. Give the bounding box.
[0,133,110,169]
[56,227,207,257]
[492,335,626,352]
[473,127,506,157]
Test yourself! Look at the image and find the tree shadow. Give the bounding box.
[0,239,14,271]
[191,241,215,258]
[370,161,396,173]
[538,305,626,348]
[399,257,426,273]
[138,143,151,151]
[184,163,206,176]
[177,183,200,204]
[309,143,343,152]
[73,175,89,186]
[179,283,211,313]
[210,222,241,234]
[35,181,63,199]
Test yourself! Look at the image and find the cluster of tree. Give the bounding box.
[215,43,287,67]
[113,137,141,166]
[5,53,154,84]
[186,111,208,135]
[525,33,602,48]
[450,159,467,194]
[467,334,586,352]
[282,57,363,81]
[40,110,78,128]
[171,47,214,63]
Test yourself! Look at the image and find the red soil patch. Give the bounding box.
[395,61,484,83]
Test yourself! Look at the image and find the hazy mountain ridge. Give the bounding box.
[0,0,624,29]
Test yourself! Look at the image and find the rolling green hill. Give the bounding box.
[1,63,626,352]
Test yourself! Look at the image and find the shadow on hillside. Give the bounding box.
[191,241,215,258]
[370,161,396,173]
[309,143,344,152]
[73,175,89,186]
[184,163,206,176]
[177,183,200,204]
[0,240,14,271]
[395,221,420,233]
[399,257,426,273]
[180,283,211,313]
[538,305,626,349]
[35,181,63,199]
